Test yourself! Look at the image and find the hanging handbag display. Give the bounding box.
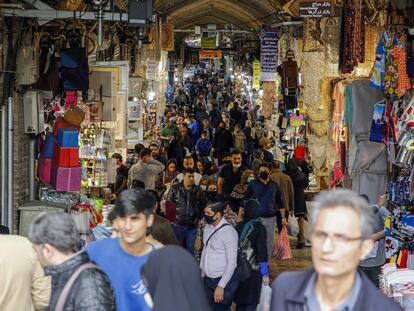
[64,104,85,126]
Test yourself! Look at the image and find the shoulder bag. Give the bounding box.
[55,263,102,311]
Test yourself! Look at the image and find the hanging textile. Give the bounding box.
[370,99,386,143]
[339,0,365,73]
[390,45,411,97]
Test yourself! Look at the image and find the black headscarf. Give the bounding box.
[141,245,210,311]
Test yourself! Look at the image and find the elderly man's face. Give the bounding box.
[311,207,374,280]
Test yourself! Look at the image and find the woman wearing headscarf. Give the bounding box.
[233,124,246,152]
[234,198,268,311]
[293,145,310,178]
[163,159,180,184]
[141,245,210,311]
[229,170,256,219]
[285,158,309,249]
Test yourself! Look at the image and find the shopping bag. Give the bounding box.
[257,284,272,311]
[287,215,299,237]
[273,225,293,260]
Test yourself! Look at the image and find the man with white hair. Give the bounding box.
[270,189,402,311]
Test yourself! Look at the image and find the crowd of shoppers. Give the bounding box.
[0,66,403,311]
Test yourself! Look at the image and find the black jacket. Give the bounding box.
[45,252,115,311]
[235,222,268,305]
[209,108,222,129]
[270,270,403,311]
[167,183,206,229]
[214,128,234,152]
[114,165,129,196]
[285,170,309,216]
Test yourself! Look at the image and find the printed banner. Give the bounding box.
[201,37,217,49]
[260,24,279,82]
[253,60,261,90]
[199,50,223,59]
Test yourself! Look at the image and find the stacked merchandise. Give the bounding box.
[381,263,414,308]
[50,105,85,192]
[37,132,55,185]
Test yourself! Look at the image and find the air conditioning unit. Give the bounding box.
[23,90,44,135]
[128,0,153,27]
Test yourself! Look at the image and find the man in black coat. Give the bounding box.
[29,211,115,311]
[213,121,234,165]
[168,168,206,255]
[270,190,403,311]
[209,102,222,129]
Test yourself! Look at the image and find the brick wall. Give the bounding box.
[12,92,30,233]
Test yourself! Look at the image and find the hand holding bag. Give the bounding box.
[273,225,293,260]
[287,215,299,237]
[257,284,272,311]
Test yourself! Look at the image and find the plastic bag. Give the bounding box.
[273,225,293,260]
[287,215,299,237]
[257,284,272,311]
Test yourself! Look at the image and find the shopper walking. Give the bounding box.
[141,245,210,311]
[168,168,206,254]
[29,211,115,311]
[270,160,295,232]
[270,190,402,311]
[218,149,247,198]
[128,148,165,190]
[111,153,129,199]
[201,202,239,311]
[245,163,285,260]
[285,158,309,249]
[86,189,156,311]
[0,235,51,311]
[214,121,234,165]
[235,199,269,311]
[176,155,203,185]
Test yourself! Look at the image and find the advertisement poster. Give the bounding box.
[253,60,261,90]
[260,24,279,82]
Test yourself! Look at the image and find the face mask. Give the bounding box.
[224,160,231,165]
[247,177,255,183]
[207,190,217,197]
[205,213,217,225]
[233,163,241,168]
[200,185,207,191]
[259,172,269,180]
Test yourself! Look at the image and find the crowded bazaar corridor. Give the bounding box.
[0,0,413,310]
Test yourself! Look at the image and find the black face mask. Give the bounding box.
[205,213,216,225]
[259,172,269,180]
[207,190,217,198]
[224,160,231,165]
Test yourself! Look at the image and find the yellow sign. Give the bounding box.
[199,50,223,59]
[253,60,261,90]
[201,37,217,49]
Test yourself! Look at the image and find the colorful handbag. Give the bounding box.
[64,105,85,126]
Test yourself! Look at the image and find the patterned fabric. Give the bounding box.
[390,45,411,98]
[339,0,365,73]
[370,31,388,89]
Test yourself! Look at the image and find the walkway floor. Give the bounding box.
[269,237,313,280]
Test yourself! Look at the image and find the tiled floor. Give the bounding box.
[269,237,313,280]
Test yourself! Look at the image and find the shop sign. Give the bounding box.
[299,1,331,18]
[199,50,223,59]
[260,24,278,82]
[253,60,261,90]
[201,37,217,49]
[146,60,158,80]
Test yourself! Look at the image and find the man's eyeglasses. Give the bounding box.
[312,230,362,247]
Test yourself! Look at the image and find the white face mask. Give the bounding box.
[200,185,207,191]
[233,163,241,168]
